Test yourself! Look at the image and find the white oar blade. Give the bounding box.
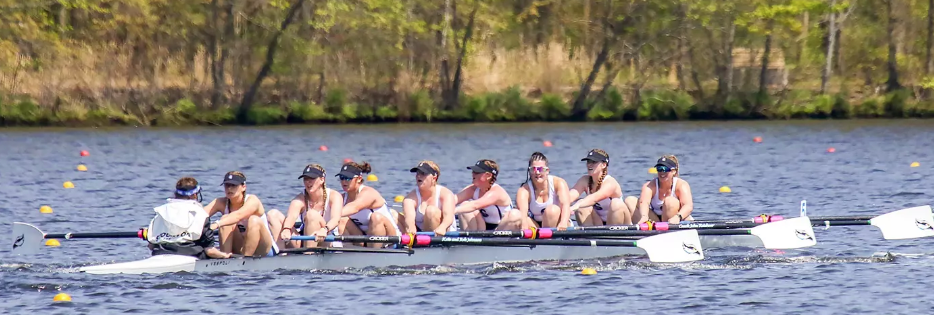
[750,216,817,249]
[870,205,934,240]
[11,222,46,255]
[635,229,704,263]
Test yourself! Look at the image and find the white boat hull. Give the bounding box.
[78,234,765,275]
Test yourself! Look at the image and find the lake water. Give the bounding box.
[1,120,932,314]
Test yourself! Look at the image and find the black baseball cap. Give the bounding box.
[298,166,325,179]
[655,157,677,169]
[221,172,246,185]
[581,150,610,164]
[410,162,438,176]
[466,160,498,175]
[336,164,363,178]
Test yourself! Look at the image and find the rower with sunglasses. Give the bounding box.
[631,155,695,224]
[335,161,402,247]
[515,152,572,230]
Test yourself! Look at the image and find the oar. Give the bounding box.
[289,229,706,263]
[12,222,144,255]
[689,205,934,240]
[417,216,818,250]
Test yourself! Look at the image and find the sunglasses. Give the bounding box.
[338,175,356,181]
[529,166,549,173]
[656,166,676,173]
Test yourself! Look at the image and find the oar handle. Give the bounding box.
[45,229,146,240]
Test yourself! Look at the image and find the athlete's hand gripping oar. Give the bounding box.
[12,222,144,255]
[289,230,706,263]
[417,216,818,250]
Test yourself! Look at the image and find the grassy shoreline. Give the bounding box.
[1,87,932,127]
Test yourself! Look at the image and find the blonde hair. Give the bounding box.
[303,163,327,199]
[661,154,680,177]
[418,160,441,183]
[587,149,608,193]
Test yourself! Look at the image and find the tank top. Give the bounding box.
[414,185,458,232]
[650,177,679,215]
[224,195,279,254]
[527,175,555,221]
[343,185,401,235]
[584,174,621,221]
[470,184,513,224]
[300,188,333,223]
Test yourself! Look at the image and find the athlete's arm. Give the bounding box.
[401,190,419,234]
[212,196,263,229]
[553,177,572,229]
[341,187,379,217]
[637,181,654,224]
[675,180,694,220]
[437,187,457,234]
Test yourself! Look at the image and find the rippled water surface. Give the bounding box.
[2,120,933,314]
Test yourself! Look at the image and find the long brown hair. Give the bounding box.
[345,161,372,184]
[587,149,608,193]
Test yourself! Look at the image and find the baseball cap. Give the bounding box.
[221,172,246,186]
[466,160,498,175]
[410,162,438,176]
[298,165,325,179]
[581,150,610,164]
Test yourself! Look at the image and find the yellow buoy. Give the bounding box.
[581,267,597,275]
[53,292,72,302]
[367,174,378,182]
[77,164,87,171]
[648,167,658,174]
[910,162,920,168]
[719,186,732,193]
[63,181,74,189]
[40,205,53,214]
[394,195,404,203]
[45,239,60,247]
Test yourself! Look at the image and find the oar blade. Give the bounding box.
[749,216,817,249]
[870,205,934,240]
[635,229,704,263]
[11,222,46,255]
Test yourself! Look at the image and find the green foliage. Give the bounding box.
[1,0,934,127]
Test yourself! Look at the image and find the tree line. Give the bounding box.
[0,0,932,126]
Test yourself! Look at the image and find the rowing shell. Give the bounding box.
[77,234,763,275]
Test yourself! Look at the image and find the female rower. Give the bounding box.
[336,161,402,248]
[629,155,695,224]
[400,160,458,236]
[516,152,572,229]
[204,171,278,257]
[454,159,523,231]
[267,164,344,249]
[568,149,633,226]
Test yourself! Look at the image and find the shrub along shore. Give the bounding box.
[0,87,931,127]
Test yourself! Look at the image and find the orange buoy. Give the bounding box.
[319,145,328,151]
[753,137,763,143]
[343,158,353,164]
[827,147,836,153]
[542,140,553,147]
[80,150,89,157]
